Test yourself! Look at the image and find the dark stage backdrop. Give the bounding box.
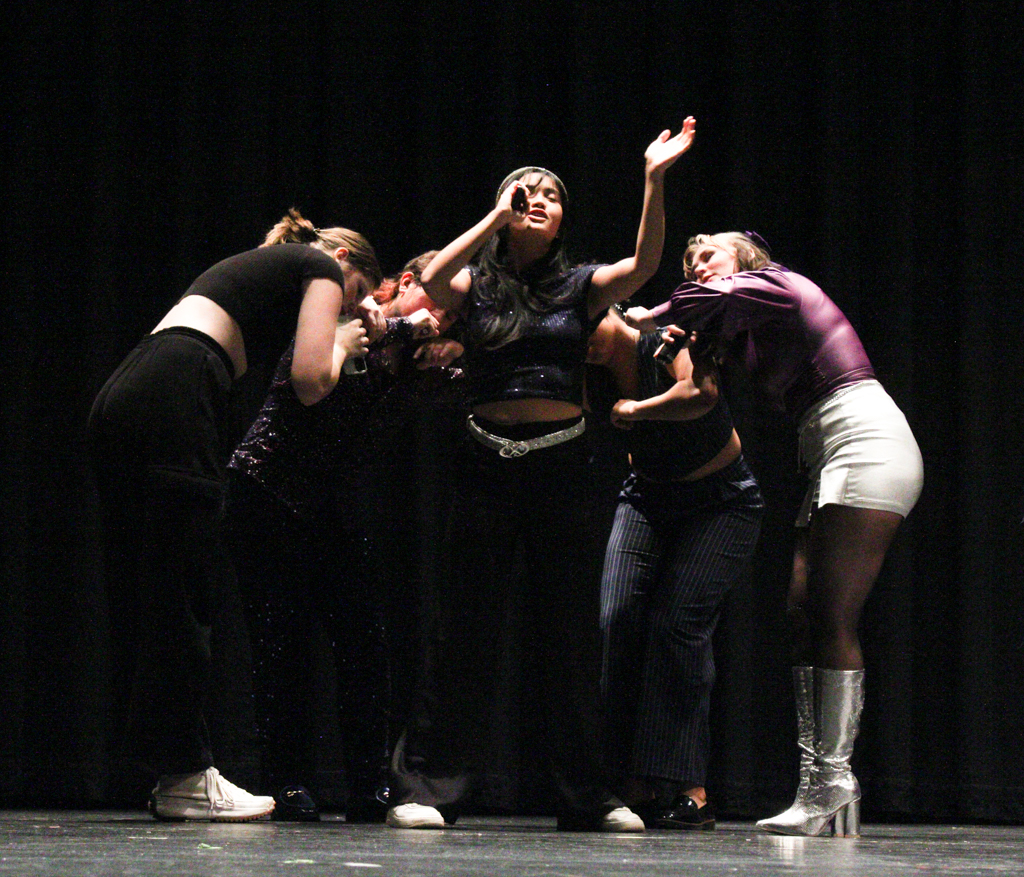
[4,2,1022,821]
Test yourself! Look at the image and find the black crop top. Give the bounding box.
[180,243,348,369]
[463,264,601,406]
[229,317,464,521]
[587,331,735,480]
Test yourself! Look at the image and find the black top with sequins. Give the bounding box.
[462,264,602,406]
[229,318,463,520]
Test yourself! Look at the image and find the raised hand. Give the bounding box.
[497,180,527,224]
[645,116,696,178]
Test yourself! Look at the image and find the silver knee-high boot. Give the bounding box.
[758,668,864,837]
[756,666,815,833]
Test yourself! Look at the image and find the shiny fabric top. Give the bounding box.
[649,266,875,417]
[229,318,463,520]
[180,244,348,369]
[587,331,735,480]
[463,264,601,405]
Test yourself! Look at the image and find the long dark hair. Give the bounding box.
[471,168,575,351]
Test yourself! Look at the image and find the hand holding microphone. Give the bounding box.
[336,316,370,375]
[510,184,528,214]
[653,325,693,366]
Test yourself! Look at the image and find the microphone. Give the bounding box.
[653,326,689,365]
[338,315,369,375]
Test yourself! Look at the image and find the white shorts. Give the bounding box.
[796,380,923,527]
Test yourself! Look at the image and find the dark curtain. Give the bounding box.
[3,1,1022,821]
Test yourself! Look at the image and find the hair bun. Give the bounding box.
[743,230,771,253]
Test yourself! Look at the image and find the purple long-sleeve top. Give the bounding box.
[649,266,875,417]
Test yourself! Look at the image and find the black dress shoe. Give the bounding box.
[639,795,716,831]
[272,785,320,822]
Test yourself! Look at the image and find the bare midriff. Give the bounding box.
[151,295,248,378]
[632,428,742,484]
[472,398,583,425]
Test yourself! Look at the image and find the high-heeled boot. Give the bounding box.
[759,668,864,837]
[756,666,814,833]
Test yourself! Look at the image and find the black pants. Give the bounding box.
[224,471,391,804]
[391,423,620,818]
[601,457,764,791]
[87,328,235,776]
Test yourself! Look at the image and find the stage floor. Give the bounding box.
[2,812,1021,876]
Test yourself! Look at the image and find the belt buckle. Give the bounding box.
[499,440,530,458]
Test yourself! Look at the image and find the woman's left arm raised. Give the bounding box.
[589,117,695,319]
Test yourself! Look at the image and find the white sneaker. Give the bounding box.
[385,803,446,829]
[601,806,645,832]
[153,767,275,822]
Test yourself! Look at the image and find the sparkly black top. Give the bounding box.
[587,331,734,480]
[229,318,463,520]
[463,264,602,405]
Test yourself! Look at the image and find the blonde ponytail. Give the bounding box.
[262,207,382,288]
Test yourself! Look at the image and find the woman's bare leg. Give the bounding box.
[803,504,904,670]
[786,528,812,666]
[762,505,902,836]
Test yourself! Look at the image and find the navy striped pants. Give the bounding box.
[600,456,764,788]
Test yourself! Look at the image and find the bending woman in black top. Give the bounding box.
[387,119,696,832]
[87,209,382,821]
[586,306,763,831]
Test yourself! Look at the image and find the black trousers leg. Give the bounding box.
[227,473,391,804]
[392,435,619,817]
[87,330,234,777]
